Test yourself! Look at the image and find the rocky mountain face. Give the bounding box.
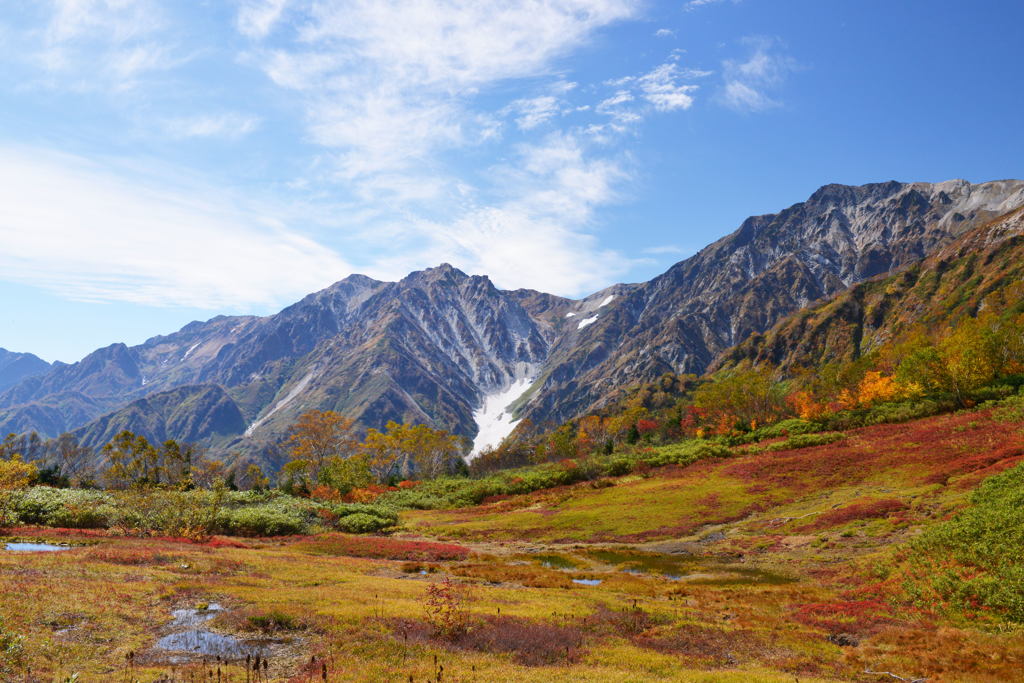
[516,179,1024,427]
[0,349,50,392]
[713,205,1024,374]
[2,179,1022,461]
[0,265,567,459]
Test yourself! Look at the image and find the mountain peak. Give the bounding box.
[403,263,471,284]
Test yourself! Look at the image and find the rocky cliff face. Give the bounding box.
[2,179,1022,459]
[515,179,1024,426]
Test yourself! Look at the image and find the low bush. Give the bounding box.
[220,502,309,537]
[911,462,1024,622]
[765,432,845,452]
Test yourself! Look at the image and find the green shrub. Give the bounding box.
[639,441,732,467]
[912,463,1024,622]
[14,488,113,527]
[758,418,820,438]
[221,503,307,536]
[336,512,393,534]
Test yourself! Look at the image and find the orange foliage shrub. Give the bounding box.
[309,484,341,502]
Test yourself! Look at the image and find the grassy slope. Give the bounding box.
[3,403,1024,681]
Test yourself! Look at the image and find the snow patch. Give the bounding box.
[244,370,315,437]
[599,295,615,307]
[577,315,599,329]
[565,311,576,318]
[470,375,534,457]
[182,342,200,361]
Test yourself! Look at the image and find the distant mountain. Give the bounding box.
[73,384,246,451]
[0,348,50,392]
[713,204,1024,373]
[2,178,1022,462]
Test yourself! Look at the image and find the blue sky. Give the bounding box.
[1,0,1022,363]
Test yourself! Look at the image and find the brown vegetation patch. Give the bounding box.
[388,615,587,666]
[632,623,767,667]
[448,562,574,589]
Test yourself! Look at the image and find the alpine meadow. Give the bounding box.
[1,1,1023,682]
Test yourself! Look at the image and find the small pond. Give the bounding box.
[4,542,70,552]
[571,578,602,586]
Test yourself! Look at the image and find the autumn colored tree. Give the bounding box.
[896,316,1015,406]
[286,410,358,481]
[239,463,271,491]
[319,452,374,494]
[0,455,36,528]
[359,421,463,481]
[102,431,159,489]
[50,433,92,484]
[190,454,229,489]
[692,368,790,433]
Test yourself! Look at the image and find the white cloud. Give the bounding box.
[161,113,261,139]
[636,62,700,111]
[505,95,561,130]
[655,28,675,38]
[0,146,350,308]
[244,0,638,187]
[360,133,634,295]
[720,37,797,112]
[236,0,290,38]
[685,0,736,11]
[594,61,706,132]
[35,0,185,90]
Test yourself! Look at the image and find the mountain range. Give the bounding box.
[2,178,1022,466]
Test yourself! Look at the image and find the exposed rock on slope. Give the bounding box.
[516,179,1024,426]
[713,205,1024,373]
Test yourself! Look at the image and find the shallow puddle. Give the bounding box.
[154,603,264,662]
[4,542,70,552]
[155,630,255,659]
[572,578,602,586]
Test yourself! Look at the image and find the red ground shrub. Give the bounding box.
[295,534,470,561]
[798,499,907,531]
[792,599,900,635]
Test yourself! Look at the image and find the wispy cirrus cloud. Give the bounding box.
[0,146,350,308]
[33,0,187,91]
[592,60,710,134]
[160,113,261,139]
[720,36,798,112]
[685,0,740,11]
[364,132,635,294]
